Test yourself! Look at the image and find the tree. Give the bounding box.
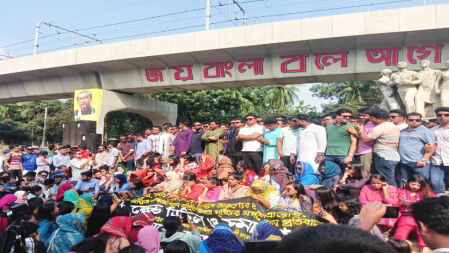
[267,85,300,115]
[310,81,383,113]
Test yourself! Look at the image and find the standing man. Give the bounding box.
[188,121,205,162]
[160,125,175,159]
[117,135,135,171]
[322,113,336,126]
[389,109,408,130]
[238,113,265,174]
[398,112,436,182]
[291,115,327,171]
[259,118,282,163]
[171,122,194,158]
[134,134,151,164]
[354,108,375,172]
[430,107,449,194]
[201,120,225,163]
[22,146,38,172]
[93,145,109,170]
[325,108,357,171]
[149,126,163,154]
[107,142,119,171]
[347,109,400,186]
[52,147,70,169]
[277,117,301,173]
[70,150,94,182]
[225,118,244,167]
[4,145,23,180]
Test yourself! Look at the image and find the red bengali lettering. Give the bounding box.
[203,61,233,78]
[145,67,165,82]
[313,51,348,70]
[168,65,193,81]
[406,44,443,64]
[280,54,309,73]
[237,58,264,75]
[365,47,400,66]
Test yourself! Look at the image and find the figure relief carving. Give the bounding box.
[415,60,440,117]
[435,60,449,107]
[391,61,420,113]
[377,69,402,110]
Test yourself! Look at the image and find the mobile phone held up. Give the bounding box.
[382,206,400,218]
[181,213,188,223]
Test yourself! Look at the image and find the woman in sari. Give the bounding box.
[250,220,283,240]
[129,212,155,243]
[294,161,320,186]
[74,193,95,228]
[247,180,280,209]
[315,161,341,189]
[199,223,244,253]
[98,216,132,253]
[63,189,79,204]
[219,172,249,200]
[209,154,234,180]
[197,154,215,180]
[266,159,292,193]
[56,182,73,202]
[148,171,183,195]
[46,213,85,253]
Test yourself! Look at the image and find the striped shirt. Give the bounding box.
[431,125,449,166]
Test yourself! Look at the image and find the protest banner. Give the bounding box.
[126,192,323,239]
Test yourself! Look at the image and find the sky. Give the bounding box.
[1,0,448,110]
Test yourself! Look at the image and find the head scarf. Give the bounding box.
[247,180,279,202]
[294,161,320,186]
[268,159,291,192]
[137,225,160,253]
[0,194,17,210]
[162,171,183,193]
[197,154,216,179]
[250,220,283,240]
[115,174,128,188]
[46,213,85,252]
[130,169,146,181]
[14,191,27,204]
[100,216,132,239]
[98,194,113,206]
[56,182,73,201]
[75,193,95,217]
[132,212,155,227]
[319,161,341,187]
[63,189,79,204]
[201,223,244,253]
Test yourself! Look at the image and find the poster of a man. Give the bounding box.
[74,89,103,122]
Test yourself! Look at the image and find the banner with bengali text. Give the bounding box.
[126,192,323,240]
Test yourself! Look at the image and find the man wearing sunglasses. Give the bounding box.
[430,107,449,194]
[325,108,358,172]
[237,113,264,174]
[398,112,436,185]
[389,109,408,130]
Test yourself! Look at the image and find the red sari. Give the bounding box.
[197,154,216,180]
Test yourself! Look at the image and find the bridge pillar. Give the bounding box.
[97,90,177,136]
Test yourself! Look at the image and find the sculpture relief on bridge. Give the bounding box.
[378,59,449,118]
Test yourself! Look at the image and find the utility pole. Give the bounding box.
[41,107,47,148]
[33,21,102,55]
[230,0,247,26]
[206,0,211,30]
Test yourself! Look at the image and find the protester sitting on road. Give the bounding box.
[247,180,280,209]
[293,161,320,186]
[219,172,250,200]
[177,172,205,201]
[278,181,312,212]
[199,222,244,253]
[160,216,201,253]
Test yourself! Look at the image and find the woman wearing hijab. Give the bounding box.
[85,202,111,238]
[250,220,283,241]
[74,193,95,227]
[111,173,131,193]
[294,161,320,186]
[316,161,342,189]
[196,154,215,180]
[46,213,85,253]
[247,180,280,209]
[210,154,234,180]
[129,212,155,243]
[98,216,132,253]
[266,159,293,193]
[56,182,73,202]
[63,189,79,205]
[148,171,183,195]
[14,190,28,204]
[0,194,17,232]
[137,225,160,253]
[199,223,244,253]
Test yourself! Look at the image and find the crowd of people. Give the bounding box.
[0,106,448,253]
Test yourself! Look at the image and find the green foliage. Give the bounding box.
[310,81,383,114]
[104,111,153,139]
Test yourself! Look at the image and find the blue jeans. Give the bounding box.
[400,162,430,183]
[325,155,346,173]
[374,155,398,187]
[430,164,449,194]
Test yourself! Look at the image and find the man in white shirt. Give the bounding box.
[277,117,301,173]
[411,196,449,253]
[291,114,327,171]
[430,107,449,194]
[238,113,265,174]
[159,125,175,159]
[149,126,163,154]
[389,109,408,130]
[70,150,94,182]
[107,142,119,171]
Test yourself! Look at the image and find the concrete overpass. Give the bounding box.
[1,3,449,104]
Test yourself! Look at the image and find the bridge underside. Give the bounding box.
[1,4,449,103]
